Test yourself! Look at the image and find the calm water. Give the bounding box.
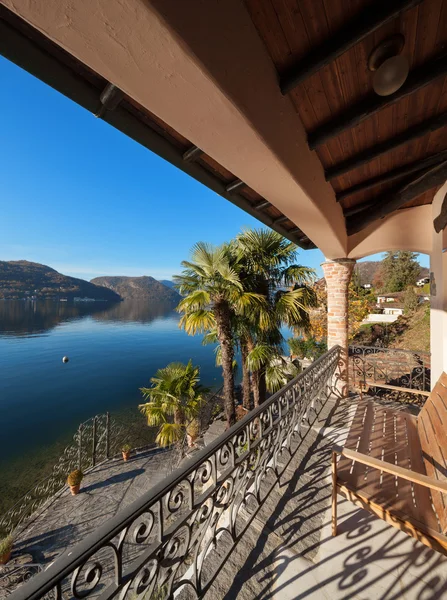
[0,300,224,475]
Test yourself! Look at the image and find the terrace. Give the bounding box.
[0,0,446,598]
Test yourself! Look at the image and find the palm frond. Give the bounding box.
[179,310,216,335]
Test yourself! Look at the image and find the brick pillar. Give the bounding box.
[322,258,356,397]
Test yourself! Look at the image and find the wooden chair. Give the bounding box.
[332,372,447,555]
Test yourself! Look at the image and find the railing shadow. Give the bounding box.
[219,396,447,600]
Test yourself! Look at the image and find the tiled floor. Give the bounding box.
[208,397,447,600]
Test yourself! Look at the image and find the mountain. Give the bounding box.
[355,260,429,286]
[90,276,181,302]
[0,261,120,301]
[159,279,176,290]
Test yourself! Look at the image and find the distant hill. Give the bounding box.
[355,260,429,286]
[159,279,176,290]
[0,261,120,301]
[91,276,181,302]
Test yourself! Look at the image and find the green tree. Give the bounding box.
[174,242,264,427]
[382,251,420,292]
[235,229,317,405]
[403,286,419,314]
[139,361,207,448]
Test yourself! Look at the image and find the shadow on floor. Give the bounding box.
[82,468,145,493]
[14,524,76,563]
[220,397,447,600]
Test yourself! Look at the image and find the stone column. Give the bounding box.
[322,258,356,397]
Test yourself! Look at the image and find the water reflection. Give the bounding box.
[91,300,178,324]
[0,300,178,337]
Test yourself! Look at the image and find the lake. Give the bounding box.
[0,299,225,510]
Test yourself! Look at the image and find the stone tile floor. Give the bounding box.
[207,397,447,600]
[11,447,173,566]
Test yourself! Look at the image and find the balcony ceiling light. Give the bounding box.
[368,34,409,97]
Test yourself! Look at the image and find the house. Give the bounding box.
[383,305,404,317]
[377,291,430,307]
[3,1,447,598]
[417,277,430,287]
[377,294,400,304]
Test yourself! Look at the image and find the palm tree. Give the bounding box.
[139,361,207,448]
[236,229,318,405]
[174,242,264,427]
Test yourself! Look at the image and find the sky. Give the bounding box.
[0,56,429,281]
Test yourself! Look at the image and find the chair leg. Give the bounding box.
[331,452,337,536]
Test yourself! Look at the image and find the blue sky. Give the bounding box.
[0,56,429,281]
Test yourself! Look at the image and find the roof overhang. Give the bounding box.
[0,0,347,257]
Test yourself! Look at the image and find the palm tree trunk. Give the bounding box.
[240,340,251,410]
[251,369,260,408]
[247,338,260,408]
[259,369,267,404]
[174,408,184,426]
[214,301,236,427]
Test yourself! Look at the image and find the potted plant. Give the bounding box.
[67,469,84,495]
[0,535,13,565]
[121,443,132,461]
[186,419,200,448]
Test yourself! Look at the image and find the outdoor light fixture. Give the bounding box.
[368,34,409,96]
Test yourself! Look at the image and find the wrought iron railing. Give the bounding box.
[11,346,341,600]
[349,345,431,396]
[0,414,123,536]
[0,564,50,599]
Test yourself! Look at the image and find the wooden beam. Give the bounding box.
[183,145,203,162]
[225,179,245,193]
[309,53,447,149]
[95,83,124,118]
[273,215,290,224]
[255,200,271,211]
[347,160,447,235]
[337,150,447,202]
[279,0,422,95]
[326,112,447,180]
[343,201,375,217]
[434,192,447,233]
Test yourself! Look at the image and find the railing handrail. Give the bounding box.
[12,345,341,600]
[349,344,430,357]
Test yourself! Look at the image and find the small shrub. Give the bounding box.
[186,419,200,439]
[288,337,327,361]
[67,469,84,487]
[121,443,132,453]
[288,338,307,359]
[404,286,418,314]
[0,535,13,556]
[211,402,223,419]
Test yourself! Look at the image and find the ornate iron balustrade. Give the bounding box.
[0,564,51,599]
[11,346,341,600]
[349,345,431,396]
[0,414,123,536]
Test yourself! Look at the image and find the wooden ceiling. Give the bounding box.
[245,0,447,235]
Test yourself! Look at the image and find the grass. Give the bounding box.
[352,303,430,352]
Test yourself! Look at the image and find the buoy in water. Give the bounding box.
[62,356,69,363]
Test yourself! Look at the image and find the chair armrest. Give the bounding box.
[333,447,447,495]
